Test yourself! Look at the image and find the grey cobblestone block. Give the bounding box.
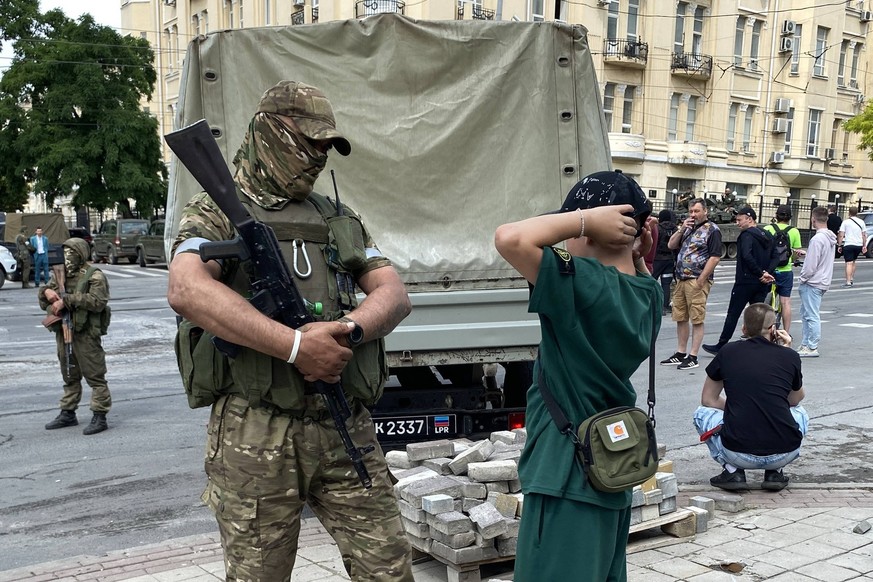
[512,493,524,517]
[512,428,527,443]
[644,488,664,505]
[486,491,501,505]
[493,493,519,519]
[460,480,487,499]
[391,465,434,481]
[489,450,523,462]
[422,493,456,515]
[707,491,745,513]
[497,536,518,557]
[641,504,660,522]
[631,487,645,508]
[431,529,477,549]
[448,440,495,475]
[659,496,677,515]
[407,439,455,462]
[407,532,433,553]
[401,516,430,538]
[486,481,510,494]
[427,511,474,535]
[655,472,679,499]
[422,457,454,475]
[686,505,709,533]
[498,518,521,539]
[401,475,466,508]
[468,503,509,539]
[630,506,643,526]
[430,540,499,565]
[398,499,427,522]
[657,443,667,458]
[490,430,518,445]
[689,495,715,514]
[386,450,416,469]
[474,533,498,548]
[394,468,441,498]
[508,478,522,493]
[468,460,519,482]
[463,497,484,512]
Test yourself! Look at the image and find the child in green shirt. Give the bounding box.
[495,170,662,582]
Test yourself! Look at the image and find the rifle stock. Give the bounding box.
[165,120,374,489]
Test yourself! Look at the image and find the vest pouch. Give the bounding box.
[340,338,388,406]
[576,407,658,493]
[325,215,368,272]
[175,319,232,409]
[227,347,307,411]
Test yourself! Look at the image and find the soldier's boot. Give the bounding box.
[83,412,108,435]
[45,410,78,430]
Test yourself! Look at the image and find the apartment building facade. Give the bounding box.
[121,0,873,218]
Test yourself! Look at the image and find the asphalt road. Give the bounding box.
[0,257,870,571]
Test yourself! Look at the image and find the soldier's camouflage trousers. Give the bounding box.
[202,394,413,582]
[56,331,111,413]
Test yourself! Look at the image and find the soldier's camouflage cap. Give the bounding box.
[257,81,351,156]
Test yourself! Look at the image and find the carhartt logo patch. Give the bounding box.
[606,420,629,443]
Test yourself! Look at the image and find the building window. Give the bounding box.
[192,14,200,37]
[603,83,615,132]
[668,93,680,140]
[312,0,319,22]
[831,119,841,152]
[621,86,635,134]
[727,103,738,151]
[733,16,745,66]
[790,24,802,75]
[692,6,704,56]
[784,107,794,154]
[202,10,209,33]
[673,2,686,55]
[842,128,851,162]
[814,27,828,77]
[627,0,639,41]
[807,109,822,157]
[838,40,848,86]
[685,96,698,141]
[264,0,271,24]
[742,105,754,153]
[749,19,762,71]
[240,0,244,27]
[226,0,234,28]
[531,0,544,22]
[607,1,619,39]
[164,27,173,72]
[850,44,861,88]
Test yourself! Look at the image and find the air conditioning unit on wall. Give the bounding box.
[772,118,789,133]
[781,20,796,35]
[774,98,791,113]
[779,37,795,53]
[771,151,786,164]
[861,10,872,22]
[824,148,836,160]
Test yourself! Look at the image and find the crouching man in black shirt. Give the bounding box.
[693,303,809,491]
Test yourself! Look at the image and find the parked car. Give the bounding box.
[134,220,167,267]
[0,245,17,289]
[92,219,150,264]
[858,210,873,259]
[68,226,93,247]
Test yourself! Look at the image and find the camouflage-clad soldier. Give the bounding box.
[15,226,33,288]
[167,81,414,582]
[39,238,112,435]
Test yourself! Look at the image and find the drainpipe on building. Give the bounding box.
[759,0,780,221]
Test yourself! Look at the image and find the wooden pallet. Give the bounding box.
[627,508,696,553]
[427,554,515,582]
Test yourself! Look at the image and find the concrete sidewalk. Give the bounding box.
[2,486,872,582]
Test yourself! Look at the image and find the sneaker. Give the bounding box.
[841,282,853,288]
[710,468,748,491]
[762,469,790,491]
[677,355,699,370]
[702,342,725,355]
[660,352,687,366]
[798,348,819,358]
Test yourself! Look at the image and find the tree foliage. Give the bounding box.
[0,7,166,216]
[844,105,873,161]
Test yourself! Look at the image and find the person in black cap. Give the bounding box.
[703,206,777,354]
[495,170,662,582]
[652,209,678,315]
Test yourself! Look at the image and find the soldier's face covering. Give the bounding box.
[233,113,328,208]
[63,248,83,277]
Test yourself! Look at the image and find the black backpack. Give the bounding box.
[771,224,793,268]
[656,222,677,259]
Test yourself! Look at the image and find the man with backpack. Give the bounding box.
[763,205,805,337]
[703,207,777,355]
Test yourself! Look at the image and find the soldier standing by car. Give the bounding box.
[15,226,33,288]
[39,238,112,435]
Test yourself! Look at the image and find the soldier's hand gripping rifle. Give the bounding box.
[42,264,74,376]
[165,120,374,489]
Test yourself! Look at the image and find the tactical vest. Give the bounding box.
[50,266,112,336]
[176,191,388,411]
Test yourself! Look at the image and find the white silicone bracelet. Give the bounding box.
[286,331,302,364]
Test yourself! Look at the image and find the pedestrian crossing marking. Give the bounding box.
[839,323,873,328]
[846,313,873,318]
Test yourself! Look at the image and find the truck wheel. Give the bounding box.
[720,245,728,259]
[108,246,118,265]
[502,361,533,408]
[726,242,738,259]
[0,268,6,289]
[137,248,147,267]
[867,246,873,259]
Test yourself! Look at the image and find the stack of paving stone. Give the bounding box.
[629,458,681,527]
[386,430,526,566]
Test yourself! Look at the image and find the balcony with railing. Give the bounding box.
[355,0,405,18]
[602,39,648,68]
[670,52,713,80]
[456,2,495,19]
[291,8,305,24]
[312,7,319,22]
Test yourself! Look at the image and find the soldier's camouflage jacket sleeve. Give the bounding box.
[171,192,236,275]
[37,278,63,311]
[65,270,110,313]
[342,202,392,278]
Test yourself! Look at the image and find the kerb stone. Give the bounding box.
[431,529,476,549]
[659,496,677,515]
[431,540,499,565]
[706,491,745,513]
[401,475,466,508]
[497,536,517,557]
[422,493,456,515]
[422,457,454,475]
[644,488,664,505]
[397,499,426,522]
[655,472,679,498]
[428,511,474,535]
[687,506,709,533]
[689,496,715,514]
[493,494,519,519]
[468,460,518,482]
[448,440,495,475]
[401,516,430,538]
[490,430,517,445]
[386,450,416,469]
[468,502,509,539]
[407,439,455,462]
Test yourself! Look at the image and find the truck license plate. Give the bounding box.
[373,415,457,440]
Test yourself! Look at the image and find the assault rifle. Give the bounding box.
[42,264,74,376]
[165,119,374,489]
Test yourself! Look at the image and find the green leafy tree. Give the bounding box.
[845,105,873,161]
[0,8,166,217]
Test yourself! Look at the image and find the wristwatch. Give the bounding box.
[340,317,365,347]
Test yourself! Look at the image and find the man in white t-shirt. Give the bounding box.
[837,207,868,288]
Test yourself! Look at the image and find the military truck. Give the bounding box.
[166,16,612,444]
[1,213,68,280]
[134,219,167,267]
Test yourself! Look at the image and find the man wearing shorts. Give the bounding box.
[763,205,804,336]
[661,198,722,370]
[837,207,868,287]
